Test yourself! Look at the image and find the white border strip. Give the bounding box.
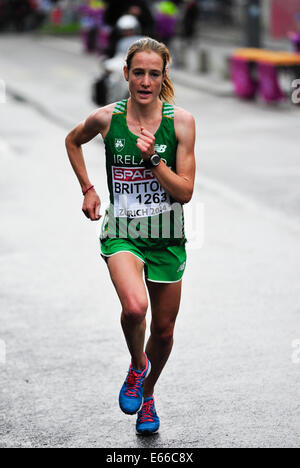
[146,277,183,284]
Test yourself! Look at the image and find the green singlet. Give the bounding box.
[100,99,187,283]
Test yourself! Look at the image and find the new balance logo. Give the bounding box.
[154,144,167,154]
[177,262,186,273]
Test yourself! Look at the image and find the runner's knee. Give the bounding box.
[122,298,148,324]
[151,323,175,346]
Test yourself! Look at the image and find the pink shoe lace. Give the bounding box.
[139,399,155,423]
[124,369,143,398]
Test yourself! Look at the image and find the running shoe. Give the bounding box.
[136,396,160,435]
[119,353,151,415]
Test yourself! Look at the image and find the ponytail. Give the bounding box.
[160,72,175,104]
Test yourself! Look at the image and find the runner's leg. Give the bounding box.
[143,280,182,397]
[107,252,148,370]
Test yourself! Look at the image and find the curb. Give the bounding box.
[171,68,234,97]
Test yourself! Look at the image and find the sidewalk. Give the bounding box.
[170,27,293,97]
[170,36,235,97]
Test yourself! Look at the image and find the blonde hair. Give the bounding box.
[125,37,175,104]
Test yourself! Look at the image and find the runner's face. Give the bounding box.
[125,51,165,103]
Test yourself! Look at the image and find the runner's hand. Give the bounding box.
[137,127,155,160]
[82,190,101,221]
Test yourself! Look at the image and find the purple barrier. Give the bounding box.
[230,57,257,99]
[257,62,285,103]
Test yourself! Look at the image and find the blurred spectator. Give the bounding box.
[155,1,179,44]
[199,0,233,25]
[92,15,142,106]
[10,0,32,31]
[26,0,48,30]
[103,0,127,27]
[0,0,49,31]
[104,0,155,32]
[78,1,106,53]
[127,1,154,37]
[182,0,200,40]
[104,1,130,58]
[199,0,217,21]
[104,0,154,57]
[114,14,142,56]
[216,0,233,25]
[36,0,52,14]
[0,1,10,31]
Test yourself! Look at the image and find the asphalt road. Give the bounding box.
[0,35,300,448]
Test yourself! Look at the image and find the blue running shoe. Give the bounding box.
[136,396,160,435]
[119,353,151,415]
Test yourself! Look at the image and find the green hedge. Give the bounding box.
[39,23,80,35]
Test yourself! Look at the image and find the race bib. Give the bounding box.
[112,166,172,218]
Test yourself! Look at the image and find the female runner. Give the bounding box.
[65,38,196,435]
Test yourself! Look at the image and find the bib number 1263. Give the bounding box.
[112,166,172,218]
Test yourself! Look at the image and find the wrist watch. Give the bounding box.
[146,153,161,168]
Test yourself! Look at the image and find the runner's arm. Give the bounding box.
[65,109,108,193]
[137,110,196,205]
[65,108,111,220]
